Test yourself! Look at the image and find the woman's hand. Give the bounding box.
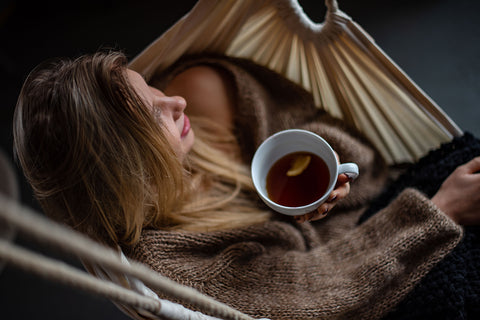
[295,173,351,223]
[431,156,480,225]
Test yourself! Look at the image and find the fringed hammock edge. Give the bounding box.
[129,0,462,165]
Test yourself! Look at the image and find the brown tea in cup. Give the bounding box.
[252,129,358,215]
[266,151,330,207]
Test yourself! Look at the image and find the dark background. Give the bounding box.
[0,0,479,319]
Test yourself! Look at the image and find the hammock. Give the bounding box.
[0,193,257,320]
[1,0,467,319]
[1,146,258,319]
[129,0,462,164]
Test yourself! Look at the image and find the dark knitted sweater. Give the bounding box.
[127,56,464,320]
[360,132,480,319]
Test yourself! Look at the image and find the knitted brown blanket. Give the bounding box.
[127,55,464,320]
[360,132,480,319]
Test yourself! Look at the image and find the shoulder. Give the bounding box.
[166,65,228,93]
[163,65,236,128]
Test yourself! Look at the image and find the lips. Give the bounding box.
[181,114,191,139]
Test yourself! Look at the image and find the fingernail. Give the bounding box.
[295,216,304,223]
[327,195,337,203]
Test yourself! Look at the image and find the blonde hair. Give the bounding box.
[13,51,270,247]
[174,117,271,232]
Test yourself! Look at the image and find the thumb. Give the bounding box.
[335,173,351,187]
[462,156,480,174]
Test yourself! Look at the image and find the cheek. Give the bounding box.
[158,115,179,138]
[183,130,195,154]
[161,121,183,153]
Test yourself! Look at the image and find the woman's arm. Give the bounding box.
[131,188,462,319]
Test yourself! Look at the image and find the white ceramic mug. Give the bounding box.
[251,129,359,216]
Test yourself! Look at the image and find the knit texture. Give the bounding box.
[360,132,480,319]
[127,56,464,320]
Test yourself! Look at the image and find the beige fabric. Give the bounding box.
[0,148,18,272]
[0,193,256,320]
[127,56,463,320]
[129,0,462,164]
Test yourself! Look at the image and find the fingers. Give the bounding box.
[294,208,328,223]
[461,156,480,174]
[294,169,353,224]
[334,151,340,164]
[432,156,480,225]
[294,184,349,223]
[294,205,329,223]
[335,173,351,187]
[333,176,351,199]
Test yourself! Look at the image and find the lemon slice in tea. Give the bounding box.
[286,154,311,176]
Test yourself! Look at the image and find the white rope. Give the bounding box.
[325,0,338,13]
[0,194,256,320]
[0,239,162,314]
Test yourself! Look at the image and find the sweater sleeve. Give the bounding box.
[129,189,462,320]
[139,55,462,319]
[313,188,463,319]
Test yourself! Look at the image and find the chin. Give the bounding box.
[182,130,195,155]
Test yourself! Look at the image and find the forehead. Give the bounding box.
[126,69,147,89]
[126,69,151,102]
[126,69,166,96]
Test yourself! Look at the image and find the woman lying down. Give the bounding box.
[13,51,480,319]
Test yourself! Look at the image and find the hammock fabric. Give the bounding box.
[1,1,470,320]
[129,0,462,165]
[0,193,257,320]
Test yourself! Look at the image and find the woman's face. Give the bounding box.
[127,69,194,159]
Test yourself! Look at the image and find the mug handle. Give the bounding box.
[338,163,359,180]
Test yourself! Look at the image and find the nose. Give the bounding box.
[155,95,187,119]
